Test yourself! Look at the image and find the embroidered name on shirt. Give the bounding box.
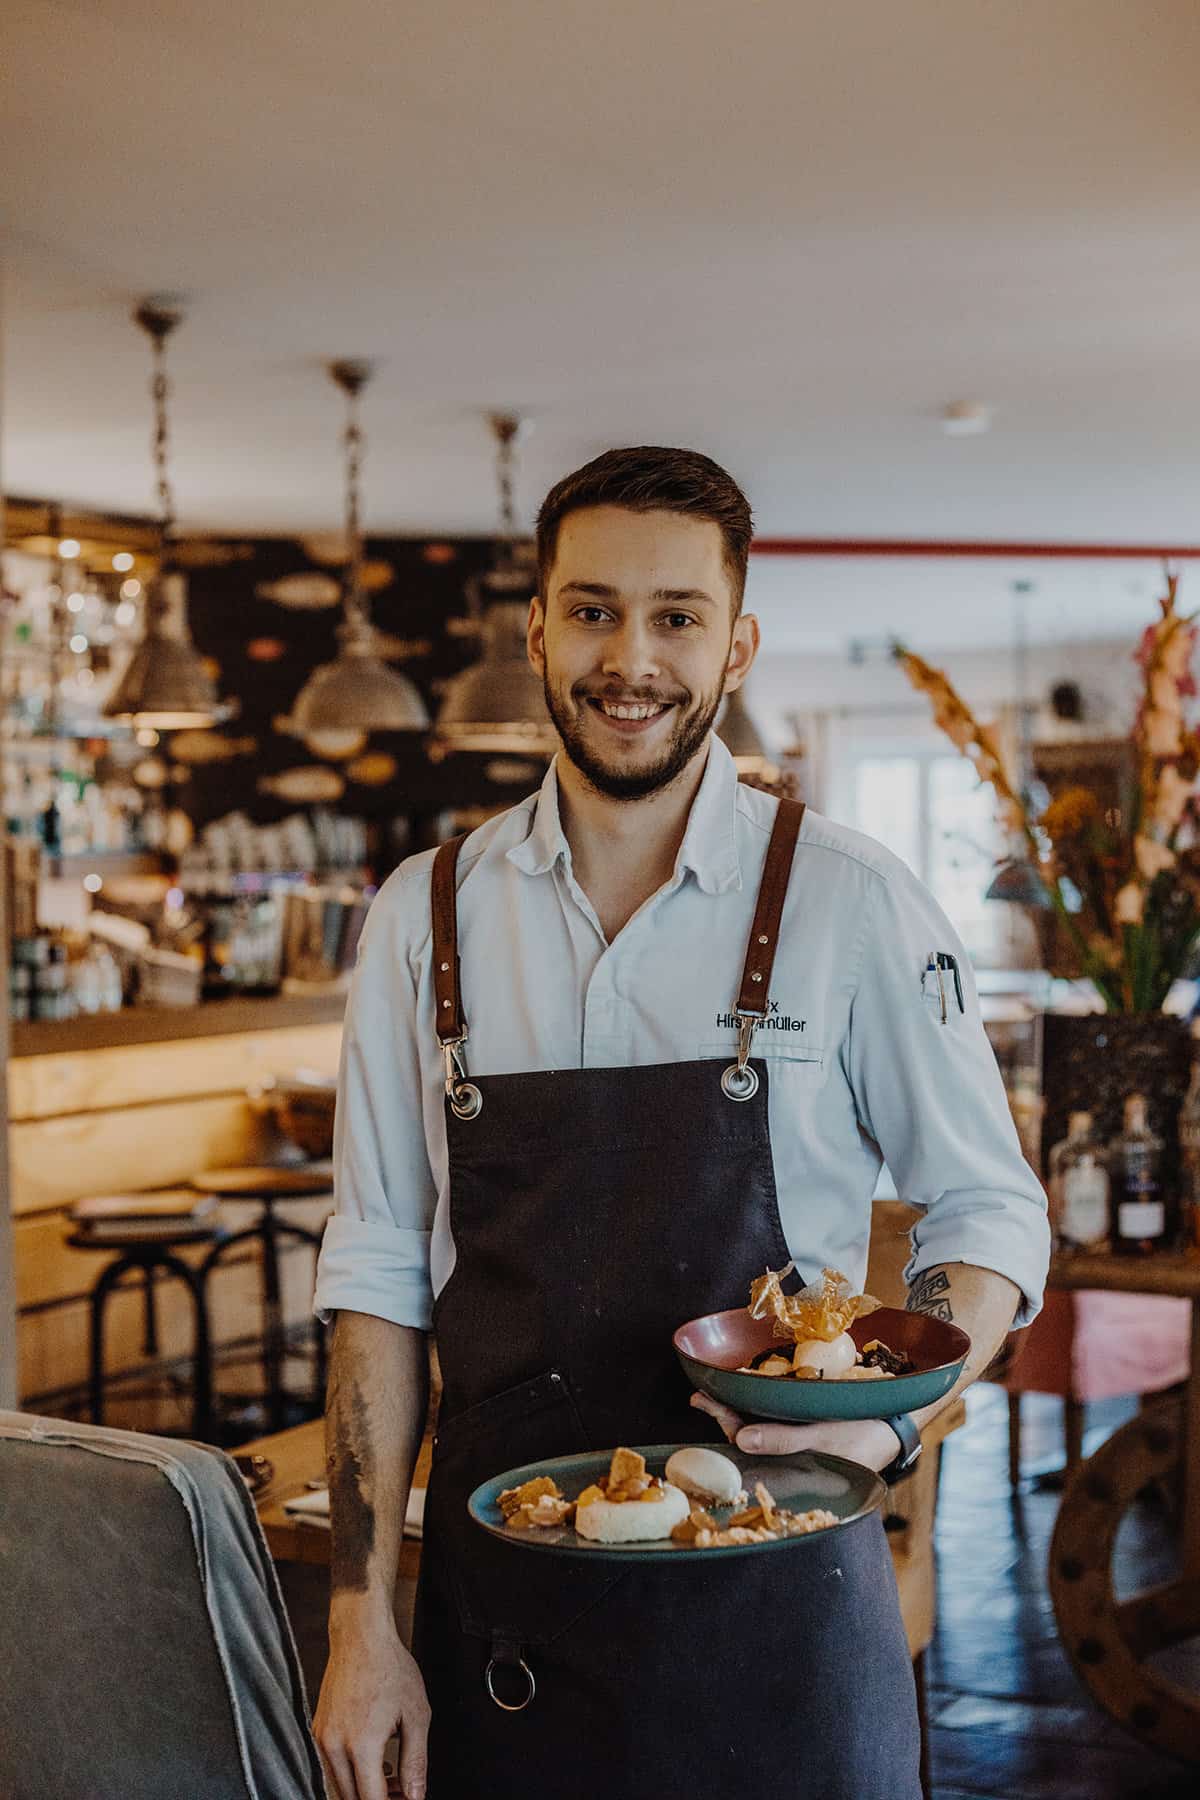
[715,1005,807,1032]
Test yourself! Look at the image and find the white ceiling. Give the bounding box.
[4,0,1200,650]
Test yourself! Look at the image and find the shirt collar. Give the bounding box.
[505,734,742,894]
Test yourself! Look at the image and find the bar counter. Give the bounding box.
[9,990,345,1412]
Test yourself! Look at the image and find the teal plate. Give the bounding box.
[468,1442,885,1563]
[674,1305,970,1423]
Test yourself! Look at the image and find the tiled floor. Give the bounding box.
[928,1384,1197,1799]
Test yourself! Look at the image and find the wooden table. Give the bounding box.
[1046,1249,1200,1761]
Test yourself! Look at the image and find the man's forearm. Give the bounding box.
[325,1310,429,1627]
[906,1262,1020,1434]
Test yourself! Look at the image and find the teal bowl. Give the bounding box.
[673,1305,970,1422]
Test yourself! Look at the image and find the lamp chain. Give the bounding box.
[151,331,175,548]
[344,383,366,628]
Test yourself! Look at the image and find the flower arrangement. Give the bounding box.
[894,575,1200,1014]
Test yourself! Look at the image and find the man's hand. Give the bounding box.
[689,1390,901,1471]
[314,1609,430,1800]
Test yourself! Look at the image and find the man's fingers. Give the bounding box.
[318,1741,357,1800]
[349,1747,389,1800]
[735,1422,815,1456]
[397,1710,430,1800]
[689,1390,743,1443]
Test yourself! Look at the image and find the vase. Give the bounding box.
[1038,1012,1193,1189]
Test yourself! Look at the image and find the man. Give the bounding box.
[312,447,1050,1800]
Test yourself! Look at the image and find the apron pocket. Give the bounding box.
[427,1367,629,1646]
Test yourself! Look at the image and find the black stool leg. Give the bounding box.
[159,1251,214,1441]
[260,1203,287,1433]
[88,1254,136,1426]
[274,1219,329,1408]
[142,1262,159,1357]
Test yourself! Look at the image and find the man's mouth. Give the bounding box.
[586,697,675,734]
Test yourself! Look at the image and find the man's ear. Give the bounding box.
[723,613,760,693]
[527,595,546,675]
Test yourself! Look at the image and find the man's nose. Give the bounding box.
[600,618,661,684]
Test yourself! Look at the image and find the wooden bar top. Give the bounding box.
[1049,1248,1200,1299]
[9,989,346,1058]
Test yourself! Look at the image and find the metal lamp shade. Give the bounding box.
[717,686,777,778]
[104,571,221,729]
[984,858,1054,907]
[290,616,429,734]
[435,601,557,753]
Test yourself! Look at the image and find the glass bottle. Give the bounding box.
[1177,1059,1200,1251]
[1110,1092,1172,1256]
[1048,1111,1110,1252]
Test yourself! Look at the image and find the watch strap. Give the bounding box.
[880,1412,922,1485]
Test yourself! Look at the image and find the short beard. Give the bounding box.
[544,674,725,801]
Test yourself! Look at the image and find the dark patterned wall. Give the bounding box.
[170,532,548,864]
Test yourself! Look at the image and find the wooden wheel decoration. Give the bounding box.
[1049,1393,1200,1762]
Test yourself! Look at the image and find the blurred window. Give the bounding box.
[849,749,1004,962]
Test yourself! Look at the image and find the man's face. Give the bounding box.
[528,506,759,801]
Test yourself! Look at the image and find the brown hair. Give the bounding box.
[535,446,753,615]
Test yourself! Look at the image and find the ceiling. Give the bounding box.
[4,0,1200,651]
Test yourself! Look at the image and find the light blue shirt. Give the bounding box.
[315,735,1049,1332]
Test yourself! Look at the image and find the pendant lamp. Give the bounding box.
[104,302,225,729]
[289,361,428,736]
[717,685,778,782]
[433,413,556,754]
[984,579,1052,906]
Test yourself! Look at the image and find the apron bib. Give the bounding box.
[412,799,921,1799]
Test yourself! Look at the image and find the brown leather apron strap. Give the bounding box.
[735,797,806,1016]
[432,833,469,1044]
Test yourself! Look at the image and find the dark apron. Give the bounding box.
[412,798,921,1799]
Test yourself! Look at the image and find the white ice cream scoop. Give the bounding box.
[664,1446,746,1505]
[791,1331,858,1378]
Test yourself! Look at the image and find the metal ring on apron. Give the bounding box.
[721,1011,760,1103]
[485,1654,536,1712]
[444,1038,484,1120]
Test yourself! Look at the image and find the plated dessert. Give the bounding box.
[498,1446,837,1549]
[739,1264,916,1382]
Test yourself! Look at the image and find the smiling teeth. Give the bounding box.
[600,702,666,720]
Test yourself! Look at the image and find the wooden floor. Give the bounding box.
[928,1385,1197,1800]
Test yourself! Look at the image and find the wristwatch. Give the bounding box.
[880,1413,922,1485]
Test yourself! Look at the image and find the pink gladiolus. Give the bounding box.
[1134,834,1177,881]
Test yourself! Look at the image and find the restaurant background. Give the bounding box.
[4,1,1200,1792]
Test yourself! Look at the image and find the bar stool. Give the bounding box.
[66,1211,224,1440]
[193,1165,333,1433]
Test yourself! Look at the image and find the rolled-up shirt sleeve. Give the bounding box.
[314,876,437,1330]
[845,862,1050,1327]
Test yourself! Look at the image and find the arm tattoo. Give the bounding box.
[326,1354,376,1594]
[906,1268,954,1322]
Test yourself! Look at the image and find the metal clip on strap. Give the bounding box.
[443,1037,483,1121]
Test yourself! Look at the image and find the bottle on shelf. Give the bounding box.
[1109,1092,1173,1256]
[1177,1058,1200,1252]
[1048,1110,1110,1252]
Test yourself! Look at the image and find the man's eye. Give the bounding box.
[663,613,697,629]
[572,606,611,624]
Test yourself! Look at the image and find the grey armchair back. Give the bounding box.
[0,1411,326,1800]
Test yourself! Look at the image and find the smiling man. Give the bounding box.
[313,447,1050,1800]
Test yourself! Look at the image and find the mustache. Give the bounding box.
[579,687,686,706]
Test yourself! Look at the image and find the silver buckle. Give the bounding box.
[443,1036,483,1120]
[721,1011,760,1102]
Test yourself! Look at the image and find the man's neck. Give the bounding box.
[555,739,712,898]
